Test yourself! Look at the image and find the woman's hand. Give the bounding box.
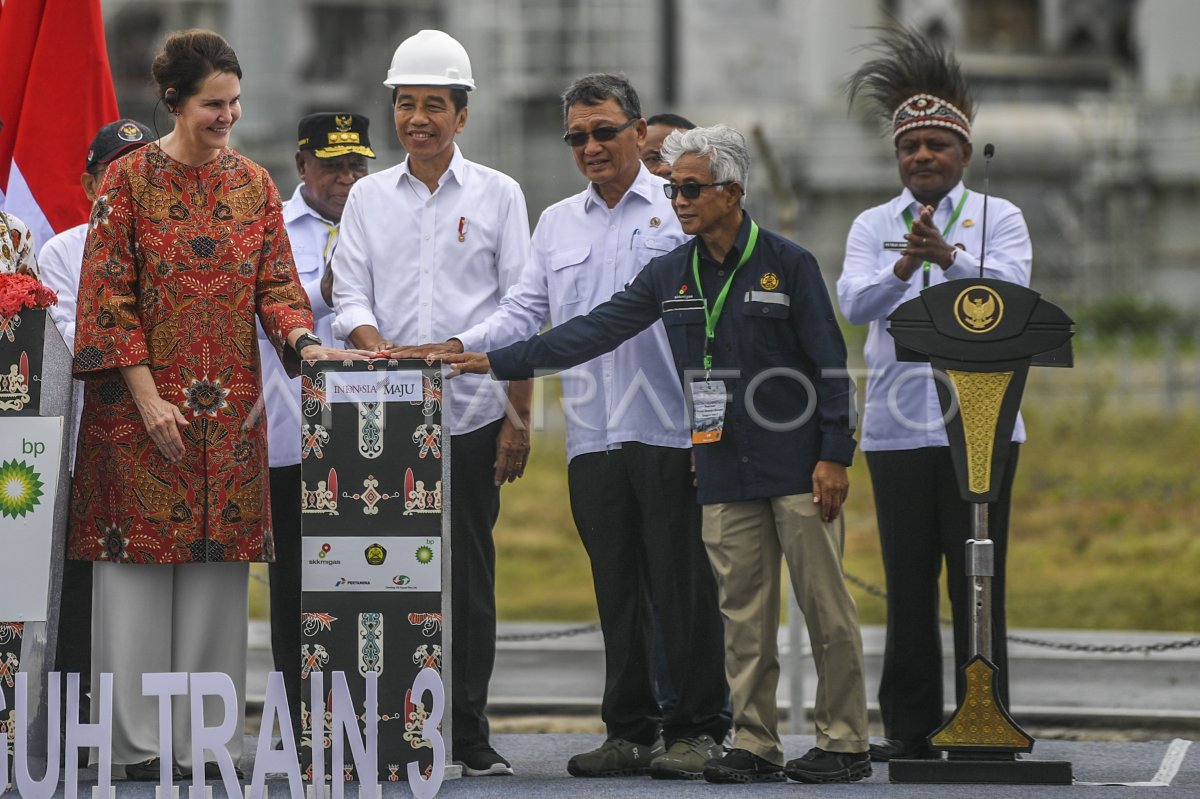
[299,344,374,361]
[134,393,190,464]
[121,364,189,463]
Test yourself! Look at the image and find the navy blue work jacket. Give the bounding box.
[489,214,857,504]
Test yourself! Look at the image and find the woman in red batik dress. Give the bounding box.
[69,29,365,781]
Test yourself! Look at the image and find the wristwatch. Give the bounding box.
[293,332,322,358]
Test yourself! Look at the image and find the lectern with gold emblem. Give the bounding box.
[885,277,1074,784]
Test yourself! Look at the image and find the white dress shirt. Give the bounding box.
[332,144,530,435]
[256,185,338,468]
[38,222,87,471]
[456,164,691,462]
[837,181,1032,451]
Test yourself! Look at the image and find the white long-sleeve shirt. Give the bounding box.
[38,222,87,471]
[256,185,337,467]
[331,144,530,435]
[837,182,1032,451]
[456,165,691,462]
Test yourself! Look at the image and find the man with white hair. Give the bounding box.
[441,123,871,785]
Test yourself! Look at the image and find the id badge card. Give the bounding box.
[691,380,727,444]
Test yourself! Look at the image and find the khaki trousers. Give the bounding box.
[702,494,868,764]
[91,561,249,770]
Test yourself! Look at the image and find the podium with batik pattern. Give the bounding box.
[298,359,450,784]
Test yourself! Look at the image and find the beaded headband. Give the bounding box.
[892,93,971,142]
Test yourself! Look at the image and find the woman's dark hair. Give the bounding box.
[151,29,242,107]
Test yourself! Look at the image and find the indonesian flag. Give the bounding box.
[0,0,119,254]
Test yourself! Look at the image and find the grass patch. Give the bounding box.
[493,409,1200,632]
[251,408,1200,633]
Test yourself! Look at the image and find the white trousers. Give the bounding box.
[91,561,249,769]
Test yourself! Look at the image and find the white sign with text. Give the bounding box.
[325,370,422,403]
[0,415,62,621]
[302,536,441,592]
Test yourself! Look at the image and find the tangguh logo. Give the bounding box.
[0,460,43,518]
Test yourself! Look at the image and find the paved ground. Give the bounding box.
[477,623,1200,732]
[11,622,1198,797]
[23,734,1200,797]
[244,621,1200,733]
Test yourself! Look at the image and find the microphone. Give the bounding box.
[979,143,994,278]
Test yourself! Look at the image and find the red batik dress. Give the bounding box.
[69,144,314,565]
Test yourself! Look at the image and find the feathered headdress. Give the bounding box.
[845,27,974,143]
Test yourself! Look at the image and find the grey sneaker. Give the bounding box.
[567,737,665,777]
[649,734,724,780]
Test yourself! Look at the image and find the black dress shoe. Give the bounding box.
[868,738,939,762]
[179,763,246,781]
[124,758,182,781]
[203,763,245,781]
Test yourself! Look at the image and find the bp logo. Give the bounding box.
[415,544,435,565]
[0,459,43,518]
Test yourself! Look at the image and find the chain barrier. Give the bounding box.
[843,571,1200,656]
[497,623,602,643]
[252,565,1199,654]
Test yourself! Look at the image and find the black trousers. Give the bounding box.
[567,443,730,746]
[446,419,503,753]
[268,464,303,738]
[866,445,1019,743]
[58,532,92,722]
[270,420,504,754]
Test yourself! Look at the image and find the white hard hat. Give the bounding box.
[383,30,475,91]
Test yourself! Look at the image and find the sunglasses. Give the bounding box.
[663,181,732,200]
[562,117,638,147]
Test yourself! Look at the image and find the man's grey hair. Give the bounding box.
[660,124,750,206]
[561,73,642,126]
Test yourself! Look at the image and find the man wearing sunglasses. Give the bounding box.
[441,124,871,786]
[403,73,730,780]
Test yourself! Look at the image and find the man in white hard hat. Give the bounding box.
[331,29,531,777]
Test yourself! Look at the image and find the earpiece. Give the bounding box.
[164,88,179,113]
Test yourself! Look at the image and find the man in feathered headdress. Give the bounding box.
[837,28,1033,762]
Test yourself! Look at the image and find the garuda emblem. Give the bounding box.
[954,285,1003,334]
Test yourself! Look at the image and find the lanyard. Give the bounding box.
[691,220,760,373]
[902,190,968,287]
[321,220,339,267]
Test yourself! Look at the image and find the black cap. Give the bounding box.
[297,113,376,159]
[86,119,153,170]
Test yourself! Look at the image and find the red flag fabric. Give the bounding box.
[0,0,119,252]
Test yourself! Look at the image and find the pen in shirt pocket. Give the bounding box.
[630,228,639,249]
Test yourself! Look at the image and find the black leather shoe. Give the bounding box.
[203,763,245,781]
[868,738,939,762]
[784,747,871,783]
[702,748,785,784]
[180,763,246,781]
[124,758,182,781]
